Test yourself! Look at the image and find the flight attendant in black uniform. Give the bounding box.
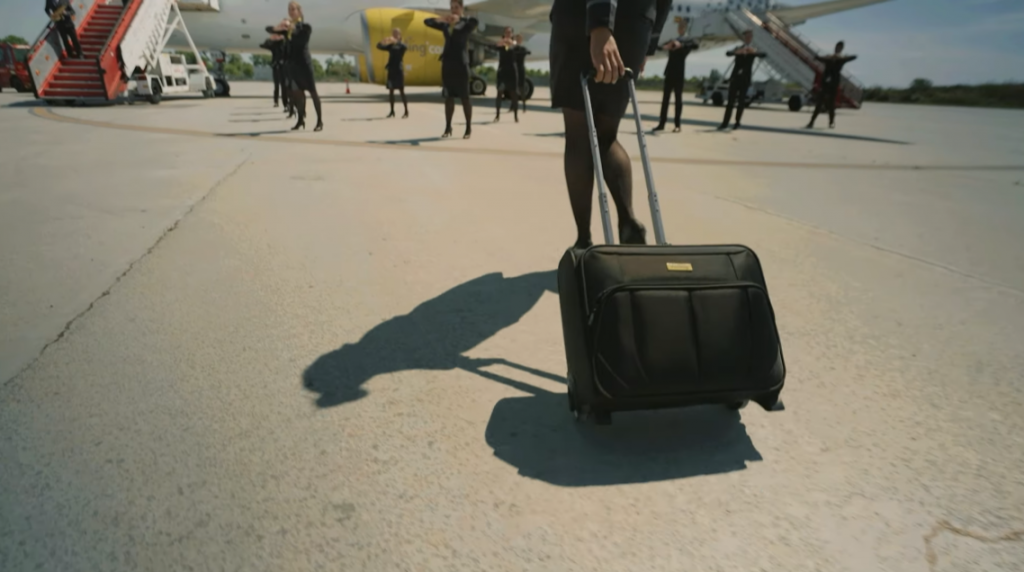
[549,0,671,249]
[513,33,531,114]
[377,28,409,118]
[807,41,857,129]
[425,0,479,139]
[260,34,289,110]
[718,29,766,131]
[45,0,82,59]
[491,27,519,123]
[271,2,323,132]
[653,17,698,133]
[266,20,296,118]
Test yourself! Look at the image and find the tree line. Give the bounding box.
[171,51,356,82]
[863,78,1024,109]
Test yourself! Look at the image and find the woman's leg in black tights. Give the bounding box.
[460,95,472,138]
[308,85,323,129]
[673,83,684,129]
[443,96,455,136]
[494,91,503,121]
[807,97,824,127]
[562,109,595,247]
[388,88,396,116]
[399,88,408,117]
[594,112,641,241]
[561,108,641,248]
[291,89,306,129]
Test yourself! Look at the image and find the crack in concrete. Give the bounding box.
[924,519,1024,571]
[2,156,251,389]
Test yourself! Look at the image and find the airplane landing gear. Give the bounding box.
[521,77,534,100]
[214,77,230,97]
[470,75,487,96]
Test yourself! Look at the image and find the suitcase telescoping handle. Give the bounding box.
[580,68,668,246]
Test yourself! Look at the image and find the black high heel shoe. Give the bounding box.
[619,220,647,245]
[313,120,323,132]
[292,119,306,131]
[573,237,593,250]
[387,110,396,118]
[402,110,409,119]
[442,126,453,138]
[463,127,472,140]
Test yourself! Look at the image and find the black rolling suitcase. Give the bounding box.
[557,70,786,425]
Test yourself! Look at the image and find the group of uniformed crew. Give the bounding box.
[653,18,857,133]
[259,0,533,140]
[251,0,856,150]
[263,1,323,132]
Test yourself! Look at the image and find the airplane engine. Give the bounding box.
[359,8,444,87]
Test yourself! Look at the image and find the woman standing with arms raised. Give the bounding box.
[270,2,323,132]
[377,28,409,118]
[490,27,520,123]
[425,0,479,139]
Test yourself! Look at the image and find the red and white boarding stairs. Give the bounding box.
[27,0,210,104]
[725,8,865,110]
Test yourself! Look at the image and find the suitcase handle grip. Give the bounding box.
[579,69,668,246]
[582,68,636,81]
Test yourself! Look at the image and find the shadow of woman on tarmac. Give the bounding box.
[302,270,557,408]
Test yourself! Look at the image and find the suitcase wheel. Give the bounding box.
[726,400,749,410]
[568,385,613,425]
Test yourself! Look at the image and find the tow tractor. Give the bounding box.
[0,42,33,93]
[129,52,215,104]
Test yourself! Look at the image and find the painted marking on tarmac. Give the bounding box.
[31,107,1024,172]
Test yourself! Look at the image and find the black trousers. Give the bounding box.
[658,78,684,127]
[810,85,838,125]
[272,65,289,107]
[56,20,82,58]
[720,79,751,127]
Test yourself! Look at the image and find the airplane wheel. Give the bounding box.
[521,77,534,100]
[712,92,724,106]
[788,94,803,111]
[214,77,230,97]
[469,75,486,96]
[10,77,25,92]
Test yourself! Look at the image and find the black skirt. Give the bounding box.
[287,62,316,92]
[386,67,405,90]
[442,59,470,98]
[497,67,519,98]
[549,14,651,117]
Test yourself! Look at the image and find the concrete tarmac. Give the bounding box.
[2,82,1023,572]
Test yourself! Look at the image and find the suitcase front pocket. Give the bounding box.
[590,283,782,398]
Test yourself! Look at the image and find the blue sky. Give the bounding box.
[3,0,1022,87]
